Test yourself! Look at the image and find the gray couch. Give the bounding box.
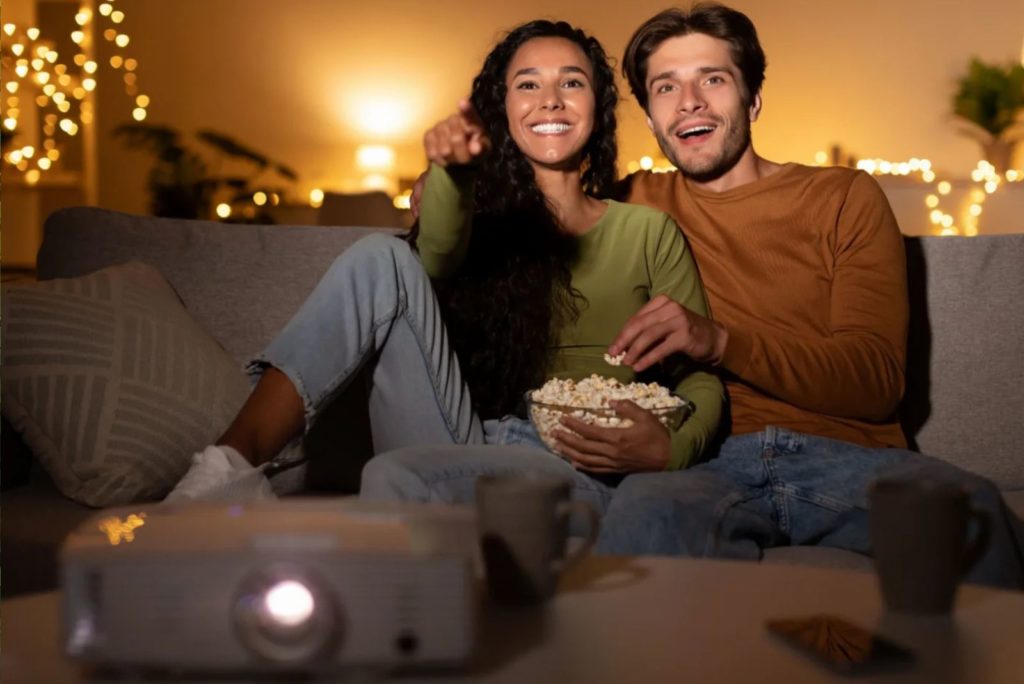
[2,207,1022,597]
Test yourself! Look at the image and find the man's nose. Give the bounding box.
[677,83,707,113]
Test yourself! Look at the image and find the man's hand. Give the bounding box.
[423,98,489,167]
[410,172,427,219]
[609,294,729,372]
[552,401,671,473]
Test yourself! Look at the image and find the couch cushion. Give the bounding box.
[1,261,249,507]
[38,207,399,366]
[902,235,1024,489]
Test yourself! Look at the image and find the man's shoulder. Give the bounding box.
[784,163,880,195]
[622,169,682,197]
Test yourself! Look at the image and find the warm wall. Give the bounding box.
[10,0,1024,219]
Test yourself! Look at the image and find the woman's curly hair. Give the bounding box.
[427,20,619,419]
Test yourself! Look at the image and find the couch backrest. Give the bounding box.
[36,208,1024,489]
[38,207,399,367]
[902,234,1024,489]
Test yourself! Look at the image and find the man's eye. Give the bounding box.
[705,76,724,85]
[654,83,674,94]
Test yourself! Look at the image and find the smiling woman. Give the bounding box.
[164,18,724,506]
[504,37,597,169]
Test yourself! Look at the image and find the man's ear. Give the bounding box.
[645,113,655,133]
[748,91,763,123]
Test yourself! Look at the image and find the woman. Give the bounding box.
[168,20,722,502]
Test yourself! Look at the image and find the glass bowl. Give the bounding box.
[524,391,694,455]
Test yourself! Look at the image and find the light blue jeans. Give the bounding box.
[250,233,551,456]
[361,427,1024,590]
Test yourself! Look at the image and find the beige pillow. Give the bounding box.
[1,261,249,507]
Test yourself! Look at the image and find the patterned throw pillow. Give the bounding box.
[1,261,250,507]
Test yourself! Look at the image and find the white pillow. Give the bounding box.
[1,261,249,507]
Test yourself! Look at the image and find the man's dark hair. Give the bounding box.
[623,3,766,111]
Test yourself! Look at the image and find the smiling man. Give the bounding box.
[562,3,1023,589]
[374,4,1023,589]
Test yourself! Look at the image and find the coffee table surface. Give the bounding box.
[3,555,1022,683]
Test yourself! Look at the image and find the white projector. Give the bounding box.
[61,498,479,673]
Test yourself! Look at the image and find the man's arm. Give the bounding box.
[614,171,907,422]
[719,173,908,420]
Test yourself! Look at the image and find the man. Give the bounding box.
[369,3,1023,588]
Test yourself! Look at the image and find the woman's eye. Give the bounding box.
[516,81,538,90]
[563,78,584,88]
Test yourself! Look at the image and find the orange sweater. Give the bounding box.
[626,164,908,449]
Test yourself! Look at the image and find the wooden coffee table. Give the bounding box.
[3,555,1022,683]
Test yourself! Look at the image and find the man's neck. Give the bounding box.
[687,146,784,194]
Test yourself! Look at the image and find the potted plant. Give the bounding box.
[952,58,1024,173]
[112,124,298,221]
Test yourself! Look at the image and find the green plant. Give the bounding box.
[953,58,1024,141]
[112,124,298,221]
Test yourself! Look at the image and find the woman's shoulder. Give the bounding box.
[604,199,678,229]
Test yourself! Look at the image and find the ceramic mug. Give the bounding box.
[869,477,991,613]
[476,472,600,604]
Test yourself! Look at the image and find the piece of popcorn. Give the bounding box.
[604,351,627,366]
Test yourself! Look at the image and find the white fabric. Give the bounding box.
[163,445,275,503]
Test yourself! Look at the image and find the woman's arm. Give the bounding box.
[647,213,725,469]
[417,164,475,279]
[554,211,725,472]
[417,100,491,279]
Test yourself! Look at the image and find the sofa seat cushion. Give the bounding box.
[1,261,249,507]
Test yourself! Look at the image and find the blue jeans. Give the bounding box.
[250,233,555,456]
[361,426,1023,590]
[360,441,616,537]
[598,427,1023,589]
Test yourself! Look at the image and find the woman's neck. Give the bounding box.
[531,164,605,235]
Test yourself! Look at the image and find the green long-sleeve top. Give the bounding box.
[419,165,724,470]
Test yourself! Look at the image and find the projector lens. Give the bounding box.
[234,567,340,663]
[263,580,315,627]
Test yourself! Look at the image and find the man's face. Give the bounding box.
[643,33,760,181]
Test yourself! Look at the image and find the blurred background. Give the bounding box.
[3,0,1024,270]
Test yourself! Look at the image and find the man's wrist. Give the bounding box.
[712,321,729,365]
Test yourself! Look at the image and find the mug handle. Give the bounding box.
[962,505,992,576]
[553,500,601,574]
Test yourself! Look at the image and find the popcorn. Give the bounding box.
[527,375,688,456]
[603,351,627,366]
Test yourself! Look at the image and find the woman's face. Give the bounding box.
[504,37,597,172]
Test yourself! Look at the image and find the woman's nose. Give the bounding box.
[540,86,565,110]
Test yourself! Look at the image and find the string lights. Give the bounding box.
[1,1,149,184]
[621,149,1021,237]
[852,156,1022,236]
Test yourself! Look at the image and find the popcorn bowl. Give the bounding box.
[525,391,694,456]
